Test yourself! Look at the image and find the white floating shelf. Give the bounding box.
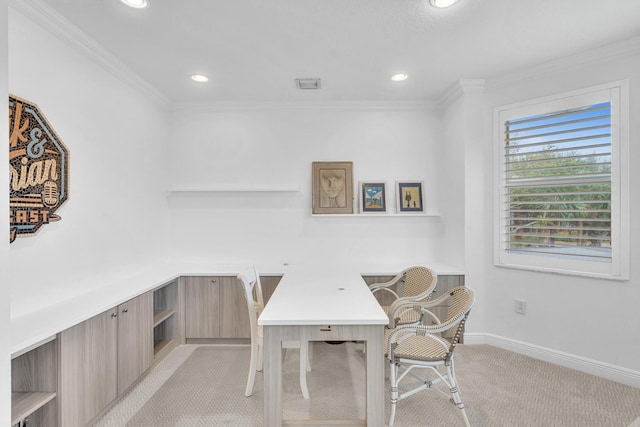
[168,185,300,193]
[312,209,441,217]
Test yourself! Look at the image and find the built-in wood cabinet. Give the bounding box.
[58,307,118,427]
[153,279,179,361]
[185,276,251,339]
[58,291,153,427]
[260,275,281,305]
[185,276,221,338]
[11,270,463,427]
[117,292,153,394]
[11,338,58,426]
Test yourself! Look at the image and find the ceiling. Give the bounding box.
[28,0,640,104]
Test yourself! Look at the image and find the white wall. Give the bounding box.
[1,0,11,423]
[8,8,170,319]
[166,104,461,271]
[462,38,640,373]
[439,81,491,335]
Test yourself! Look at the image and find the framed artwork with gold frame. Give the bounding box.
[312,161,353,214]
[396,181,424,213]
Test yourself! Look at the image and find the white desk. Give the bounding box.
[258,267,389,426]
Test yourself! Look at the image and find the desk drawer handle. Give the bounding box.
[320,327,332,332]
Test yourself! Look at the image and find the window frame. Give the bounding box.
[493,81,629,280]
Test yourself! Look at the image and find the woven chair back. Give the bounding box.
[402,266,436,299]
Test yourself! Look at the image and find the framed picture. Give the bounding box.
[359,181,387,214]
[312,161,354,214]
[396,181,425,213]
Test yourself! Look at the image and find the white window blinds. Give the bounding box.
[503,102,612,262]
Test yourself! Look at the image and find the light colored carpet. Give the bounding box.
[95,343,640,427]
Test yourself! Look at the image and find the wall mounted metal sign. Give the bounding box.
[9,95,69,243]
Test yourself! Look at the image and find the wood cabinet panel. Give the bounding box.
[219,276,250,338]
[260,276,281,305]
[184,275,282,340]
[11,339,58,426]
[362,275,396,307]
[117,292,153,394]
[58,308,118,427]
[185,276,221,338]
[153,280,180,362]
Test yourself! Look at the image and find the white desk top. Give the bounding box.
[258,267,389,326]
[11,261,462,357]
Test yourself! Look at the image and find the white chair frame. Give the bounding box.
[386,286,475,427]
[238,266,310,399]
[369,266,438,327]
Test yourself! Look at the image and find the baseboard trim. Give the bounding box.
[464,333,640,389]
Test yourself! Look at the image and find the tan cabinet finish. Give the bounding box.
[185,276,221,338]
[117,292,153,394]
[219,276,251,338]
[58,292,153,427]
[260,276,281,305]
[185,275,269,339]
[153,279,180,362]
[11,339,58,426]
[58,308,118,427]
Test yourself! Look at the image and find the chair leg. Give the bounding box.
[299,341,310,399]
[389,361,398,427]
[446,360,470,427]
[245,342,260,397]
[306,341,312,372]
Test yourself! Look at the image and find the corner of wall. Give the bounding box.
[1,0,12,424]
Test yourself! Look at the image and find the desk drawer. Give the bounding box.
[270,324,383,342]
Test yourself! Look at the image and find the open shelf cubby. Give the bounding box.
[153,280,178,362]
[11,338,58,426]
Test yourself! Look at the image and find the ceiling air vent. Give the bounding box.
[295,78,321,90]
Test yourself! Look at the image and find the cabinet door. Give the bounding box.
[59,308,118,427]
[118,292,153,394]
[362,275,396,307]
[260,275,282,305]
[219,276,251,338]
[185,276,220,338]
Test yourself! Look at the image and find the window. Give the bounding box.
[494,82,629,279]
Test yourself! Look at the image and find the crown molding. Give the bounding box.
[437,79,486,110]
[171,100,438,113]
[9,0,172,109]
[486,35,640,93]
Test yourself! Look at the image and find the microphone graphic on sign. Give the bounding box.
[42,180,59,208]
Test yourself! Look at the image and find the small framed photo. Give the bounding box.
[312,161,354,214]
[396,181,425,213]
[359,182,387,214]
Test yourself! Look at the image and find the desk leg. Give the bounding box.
[365,325,385,426]
[263,325,283,427]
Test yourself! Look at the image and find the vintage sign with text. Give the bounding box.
[9,95,69,243]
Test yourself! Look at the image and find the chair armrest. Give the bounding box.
[370,286,400,300]
[368,272,403,292]
[387,290,440,328]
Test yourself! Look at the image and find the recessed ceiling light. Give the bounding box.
[391,73,408,82]
[190,74,209,83]
[121,0,149,9]
[429,0,461,8]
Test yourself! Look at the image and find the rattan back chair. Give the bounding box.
[369,266,437,327]
[385,286,475,427]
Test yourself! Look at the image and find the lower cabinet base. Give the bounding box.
[186,338,251,345]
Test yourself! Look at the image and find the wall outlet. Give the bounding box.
[515,299,527,315]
